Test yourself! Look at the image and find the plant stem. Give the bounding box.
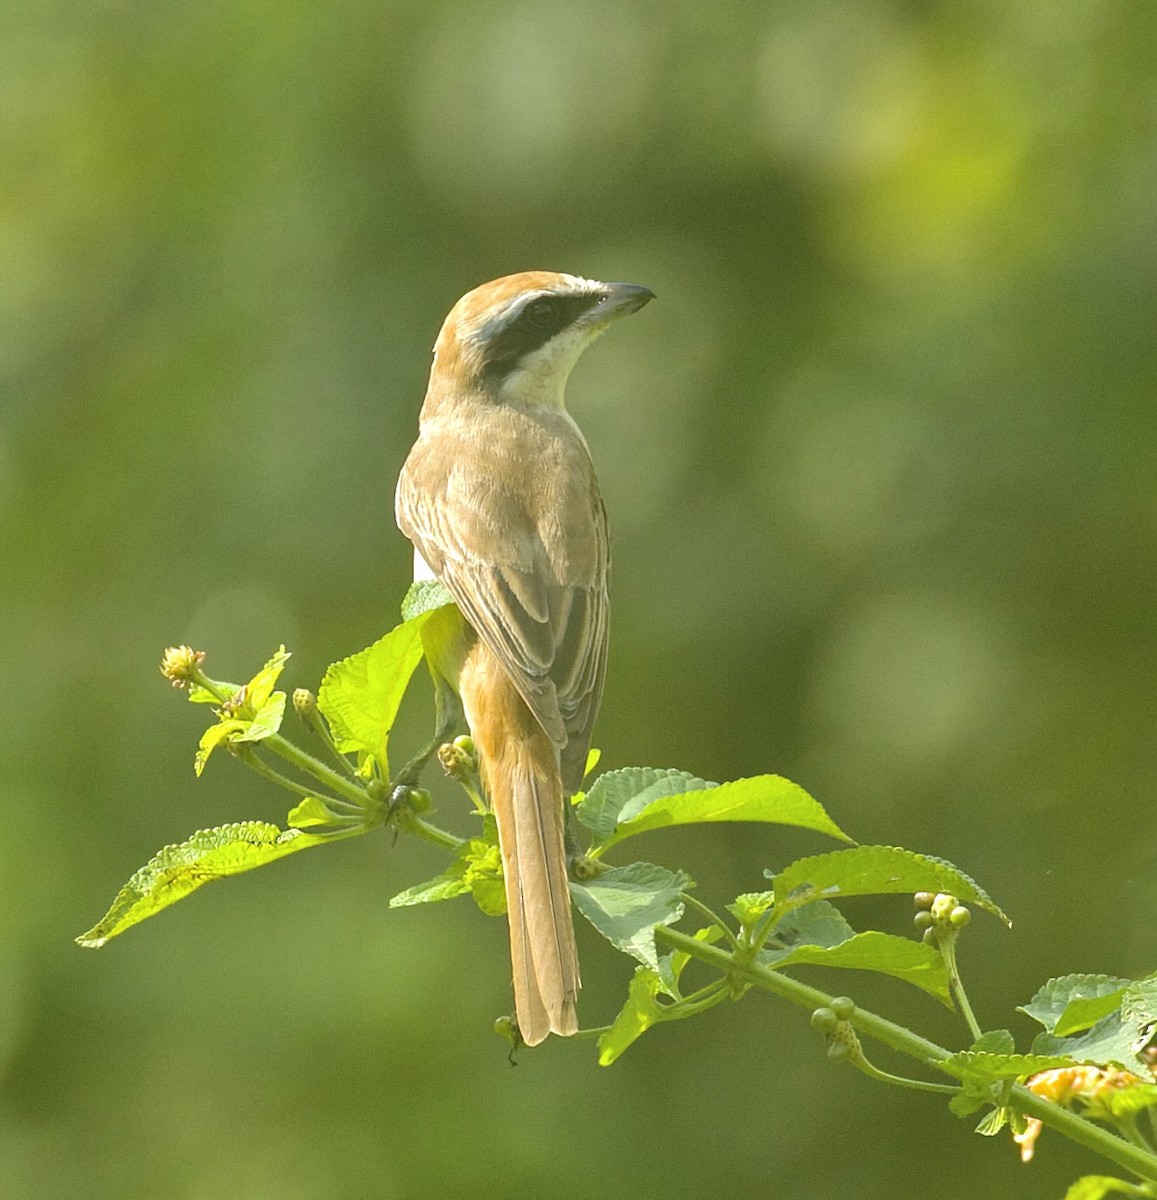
[938,931,983,1041]
[301,707,361,781]
[237,747,362,812]
[679,893,741,950]
[262,732,374,809]
[654,926,1157,1183]
[395,810,468,854]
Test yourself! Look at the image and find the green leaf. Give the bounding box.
[948,1080,996,1118]
[658,924,725,999]
[400,579,454,621]
[1063,1177,1153,1200]
[76,821,354,947]
[460,830,506,916]
[570,862,691,969]
[598,967,666,1066]
[942,1051,1088,1082]
[762,930,951,1004]
[246,646,290,710]
[194,718,246,776]
[769,845,1009,924]
[762,898,855,950]
[317,612,436,775]
[1121,972,1157,1032]
[576,768,714,840]
[287,796,353,829]
[389,817,504,916]
[1094,1082,1157,1120]
[389,867,470,908]
[974,1107,1008,1136]
[728,890,775,927]
[969,1029,1016,1055]
[1031,1012,1150,1070]
[596,774,853,852]
[1019,974,1132,1035]
[238,690,286,743]
[597,939,725,1067]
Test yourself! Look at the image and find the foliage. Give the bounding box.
[79,586,1157,1197]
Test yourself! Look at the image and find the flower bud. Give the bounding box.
[160,645,205,688]
[830,996,855,1021]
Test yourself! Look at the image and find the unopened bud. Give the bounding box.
[438,735,478,782]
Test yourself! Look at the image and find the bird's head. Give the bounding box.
[427,271,654,411]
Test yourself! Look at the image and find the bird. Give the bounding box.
[395,271,654,1045]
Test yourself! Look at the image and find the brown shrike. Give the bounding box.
[395,271,653,1045]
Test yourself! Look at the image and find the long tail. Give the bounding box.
[460,643,580,1046]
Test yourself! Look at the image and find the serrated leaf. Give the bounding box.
[1063,1177,1153,1200]
[237,691,285,743]
[1031,1011,1149,1070]
[763,898,856,950]
[317,612,435,775]
[1019,974,1132,1034]
[576,768,714,839]
[598,967,666,1066]
[598,774,852,852]
[729,890,775,926]
[287,796,353,829]
[770,845,1008,924]
[762,930,951,1004]
[76,821,351,946]
[389,819,503,915]
[194,718,246,776]
[1121,972,1157,1033]
[1095,1082,1157,1120]
[943,1051,1087,1082]
[389,867,471,907]
[246,646,290,710]
[400,579,454,621]
[974,1107,1008,1136]
[460,836,505,916]
[970,1029,1016,1055]
[659,925,725,999]
[948,1080,995,1118]
[570,862,691,969]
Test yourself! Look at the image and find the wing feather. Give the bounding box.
[396,412,609,772]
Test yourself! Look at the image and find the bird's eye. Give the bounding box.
[523,296,561,330]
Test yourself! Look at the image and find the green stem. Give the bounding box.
[669,979,730,1017]
[850,1054,960,1095]
[301,706,361,782]
[236,747,362,812]
[679,893,742,951]
[654,926,1157,1183]
[938,931,983,1041]
[262,732,375,809]
[395,810,468,854]
[189,666,372,809]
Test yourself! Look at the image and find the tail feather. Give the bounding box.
[501,750,579,1044]
[462,642,580,1046]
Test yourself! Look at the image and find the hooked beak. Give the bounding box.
[593,282,655,322]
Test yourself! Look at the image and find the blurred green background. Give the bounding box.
[3,1,1155,1196]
